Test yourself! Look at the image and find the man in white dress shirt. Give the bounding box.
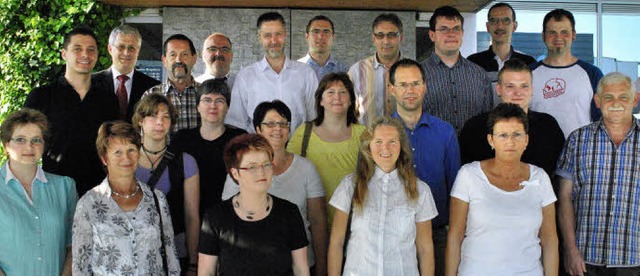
[195,33,235,89]
[225,12,318,132]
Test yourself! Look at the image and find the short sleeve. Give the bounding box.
[533,166,557,207]
[198,206,221,256]
[183,153,198,179]
[328,174,355,213]
[555,132,576,180]
[221,174,238,200]
[299,156,325,198]
[285,203,309,250]
[415,181,439,222]
[450,164,474,203]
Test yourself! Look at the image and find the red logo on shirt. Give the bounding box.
[543,78,566,99]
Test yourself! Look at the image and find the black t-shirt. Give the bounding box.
[172,125,246,215]
[198,195,308,275]
[459,110,566,178]
[24,76,118,196]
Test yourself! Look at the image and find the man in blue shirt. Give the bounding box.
[390,58,461,276]
[298,15,349,80]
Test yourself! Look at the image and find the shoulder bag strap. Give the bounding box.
[301,121,313,157]
[146,150,175,189]
[152,190,169,275]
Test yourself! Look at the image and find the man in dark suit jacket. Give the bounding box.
[94,24,160,122]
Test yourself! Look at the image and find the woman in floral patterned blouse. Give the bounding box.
[72,121,180,275]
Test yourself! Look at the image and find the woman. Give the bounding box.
[132,93,200,272]
[0,109,76,276]
[287,72,365,225]
[73,121,180,275]
[222,100,327,275]
[328,117,438,276]
[199,134,310,275]
[446,103,558,276]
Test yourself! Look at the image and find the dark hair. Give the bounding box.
[257,12,286,29]
[132,93,179,133]
[252,100,292,131]
[223,133,274,181]
[429,6,464,31]
[63,25,98,50]
[487,103,529,134]
[498,59,532,84]
[0,108,49,145]
[163,34,196,56]
[389,58,425,85]
[96,121,141,160]
[306,15,335,33]
[197,79,231,106]
[372,13,403,33]
[313,72,358,126]
[488,2,516,21]
[543,9,575,33]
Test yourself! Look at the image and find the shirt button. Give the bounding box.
[413,165,417,168]
[35,216,39,219]
[37,257,42,261]
[412,148,415,151]
[132,217,136,220]
[133,253,137,257]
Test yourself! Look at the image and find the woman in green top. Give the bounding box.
[288,72,365,224]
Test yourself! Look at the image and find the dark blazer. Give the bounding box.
[93,68,161,122]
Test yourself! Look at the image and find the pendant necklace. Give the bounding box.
[234,195,271,220]
[111,183,140,199]
[143,144,167,155]
[142,145,165,171]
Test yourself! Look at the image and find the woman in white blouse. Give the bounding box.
[72,121,179,275]
[446,103,558,276]
[328,117,438,276]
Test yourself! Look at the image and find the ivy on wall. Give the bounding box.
[0,1,137,160]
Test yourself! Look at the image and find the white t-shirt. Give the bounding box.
[221,154,325,265]
[329,167,438,276]
[451,162,556,276]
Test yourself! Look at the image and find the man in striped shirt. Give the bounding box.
[557,72,640,276]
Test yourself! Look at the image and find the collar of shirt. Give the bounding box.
[428,51,468,69]
[110,66,135,82]
[371,166,399,185]
[163,75,197,94]
[392,111,434,129]
[487,45,515,59]
[302,53,338,67]
[2,162,48,186]
[373,52,402,69]
[258,55,292,72]
[595,117,640,140]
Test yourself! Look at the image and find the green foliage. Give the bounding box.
[0,1,138,161]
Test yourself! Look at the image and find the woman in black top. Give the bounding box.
[198,134,309,275]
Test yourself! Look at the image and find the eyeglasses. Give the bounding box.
[394,81,424,91]
[488,17,513,26]
[373,32,401,39]
[492,132,526,141]
[200,97,226,106]
[323,89,349,98]
[237,163,273,175]
[261,121,290,129]
[10,137,44,146]
[206,46,232,53]
[434,26,463,34]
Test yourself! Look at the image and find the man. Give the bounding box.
[172,79,246,216]
[422,6,493,134]
[94,25,160,122]
[557,72,640,276]
[459,59,565,178]
[530,9,603,138]
[146,34,200,132]
[25,26,118,196]
[467,2,536,106]
[226,12,318,132]
[195,33,235,89]
[349,13,403,126]
[298,15,349,80]
[389,58,461,276]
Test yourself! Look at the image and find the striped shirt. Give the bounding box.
[421,53,493,134]
[557,119,640,266]
[145,76,200,133]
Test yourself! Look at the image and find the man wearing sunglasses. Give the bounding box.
[348,13,404,126]
[421,6,493,135]
[467,3,536,107]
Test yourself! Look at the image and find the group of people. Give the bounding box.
[1,2,639,276]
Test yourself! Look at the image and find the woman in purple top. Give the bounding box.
[133,94,200,273]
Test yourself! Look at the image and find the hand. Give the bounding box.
[564,246,586,276]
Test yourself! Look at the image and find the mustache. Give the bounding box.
[608,106,625,112]
[171,62,188,72]
[211,55,225,62]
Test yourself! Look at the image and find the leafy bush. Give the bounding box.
[0,1,136,161]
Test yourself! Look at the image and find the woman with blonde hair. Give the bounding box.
[328,117,438,275]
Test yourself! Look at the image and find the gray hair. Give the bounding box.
[597,72,635,95]
[109,24,142,47]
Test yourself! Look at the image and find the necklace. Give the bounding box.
[233,195,271,220]
[143,148,164,171]
[111,183,140,199]
[142,144,167,155]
